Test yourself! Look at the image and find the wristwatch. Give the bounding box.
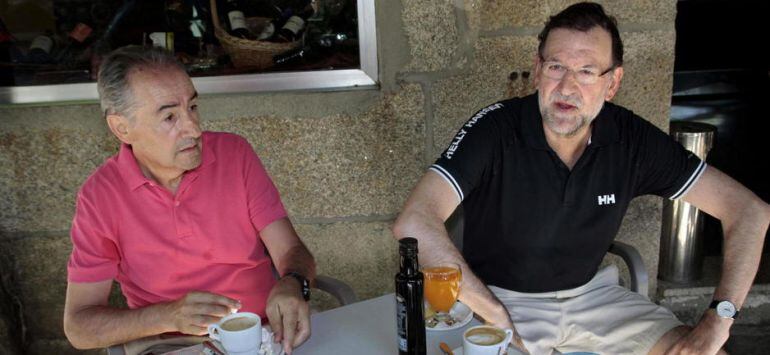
[709,300,740,319]
[284,272,311,301]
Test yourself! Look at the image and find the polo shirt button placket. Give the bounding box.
[173,199,193,238]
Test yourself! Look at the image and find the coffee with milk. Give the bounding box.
[465,326,507,345]
[462,325,515,355]
[221,316,258,332]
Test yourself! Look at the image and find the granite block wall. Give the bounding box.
[0,1,677,353]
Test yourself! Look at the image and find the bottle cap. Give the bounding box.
[399,237,419,254]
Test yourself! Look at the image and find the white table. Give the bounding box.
[294,293,482,355]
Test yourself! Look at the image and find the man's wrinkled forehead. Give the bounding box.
[127,65,195,106]
[541,27,613,63]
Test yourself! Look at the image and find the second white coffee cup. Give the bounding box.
[208,312,262,354]
[463,325,514,355]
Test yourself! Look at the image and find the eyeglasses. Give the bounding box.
[540,60,616,85]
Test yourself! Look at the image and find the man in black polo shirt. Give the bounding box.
[393,2,770,354]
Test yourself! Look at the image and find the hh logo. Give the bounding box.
[598,194,616,206]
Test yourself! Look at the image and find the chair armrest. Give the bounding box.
[608,241,649,298]
[314,275,358,305]
[107,345,125,355]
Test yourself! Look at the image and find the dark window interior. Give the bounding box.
[672,0,770,260]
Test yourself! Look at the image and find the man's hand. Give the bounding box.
[477,303,529,354]
[665,311,731,355]
[266,276,310,355]
[509,327,529,354]
[486,316,528,354]
[163,291,241,335]
[463,288,529,353]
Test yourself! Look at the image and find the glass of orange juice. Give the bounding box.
[422,263,462,320]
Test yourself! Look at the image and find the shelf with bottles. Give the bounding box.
[0,0,360,87]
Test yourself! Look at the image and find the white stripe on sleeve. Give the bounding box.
[429,165,464,203]
[669,160,707,200]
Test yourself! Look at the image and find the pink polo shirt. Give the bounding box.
[68,132,287,318]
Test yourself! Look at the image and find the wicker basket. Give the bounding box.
[210,0,299,69]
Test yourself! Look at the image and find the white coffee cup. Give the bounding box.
[208,312,262,354]
[463,325,514,355]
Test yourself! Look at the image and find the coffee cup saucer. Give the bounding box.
[256,326,284,355]
[425,301,473,331]
[212,326,284,355]
[452,345,525,355]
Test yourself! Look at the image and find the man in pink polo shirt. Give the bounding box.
[63,46,315,355]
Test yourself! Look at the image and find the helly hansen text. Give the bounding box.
[598,194,616,205]
[444,103,504,160]
[444,129,467,160]
[464,103,504,129]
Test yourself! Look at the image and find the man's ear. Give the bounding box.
[106,114,132,144]
[605,66,624,101]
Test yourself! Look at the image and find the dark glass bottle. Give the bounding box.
[223,0,255,39]
[190,0,217,42]
[272,32,352,67]
[54,22,95,66]
[165,0,193,33]
[164,0,199,55]
[395,238,426,355]
[26,32,55,64]
[272,0,313,42]
[255,0,290,40]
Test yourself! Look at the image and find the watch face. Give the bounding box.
[716,301,736,318]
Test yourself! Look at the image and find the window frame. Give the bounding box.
[0,0,378,105]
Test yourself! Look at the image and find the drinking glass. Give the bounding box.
[422,263,462,322]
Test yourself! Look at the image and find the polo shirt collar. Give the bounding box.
[521,93,550,150]
[522,92,620,150]
[116,144,151,190]
[116,133,216,191]
[587,103,621,147]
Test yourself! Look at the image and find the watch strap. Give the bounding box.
[284,271,311,301]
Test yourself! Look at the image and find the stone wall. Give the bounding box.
[0,1,677,353]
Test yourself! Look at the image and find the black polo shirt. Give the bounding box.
[430,93,705,293]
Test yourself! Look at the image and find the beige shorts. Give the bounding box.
[490,266,683,355]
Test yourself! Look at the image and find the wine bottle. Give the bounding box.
[164,0,199,55]
[26,32,55,64]
[272,32,351,67]
[255,0,287,40]
[165,0,193,33]
[272,0,313,42]
[395,238,426,355]
[222,0,255,39]
[54,22,94,66]
[189,0,214,42]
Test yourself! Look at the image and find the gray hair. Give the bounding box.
[97,45,186,119]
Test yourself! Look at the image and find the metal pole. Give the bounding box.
[659,121,717,283]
